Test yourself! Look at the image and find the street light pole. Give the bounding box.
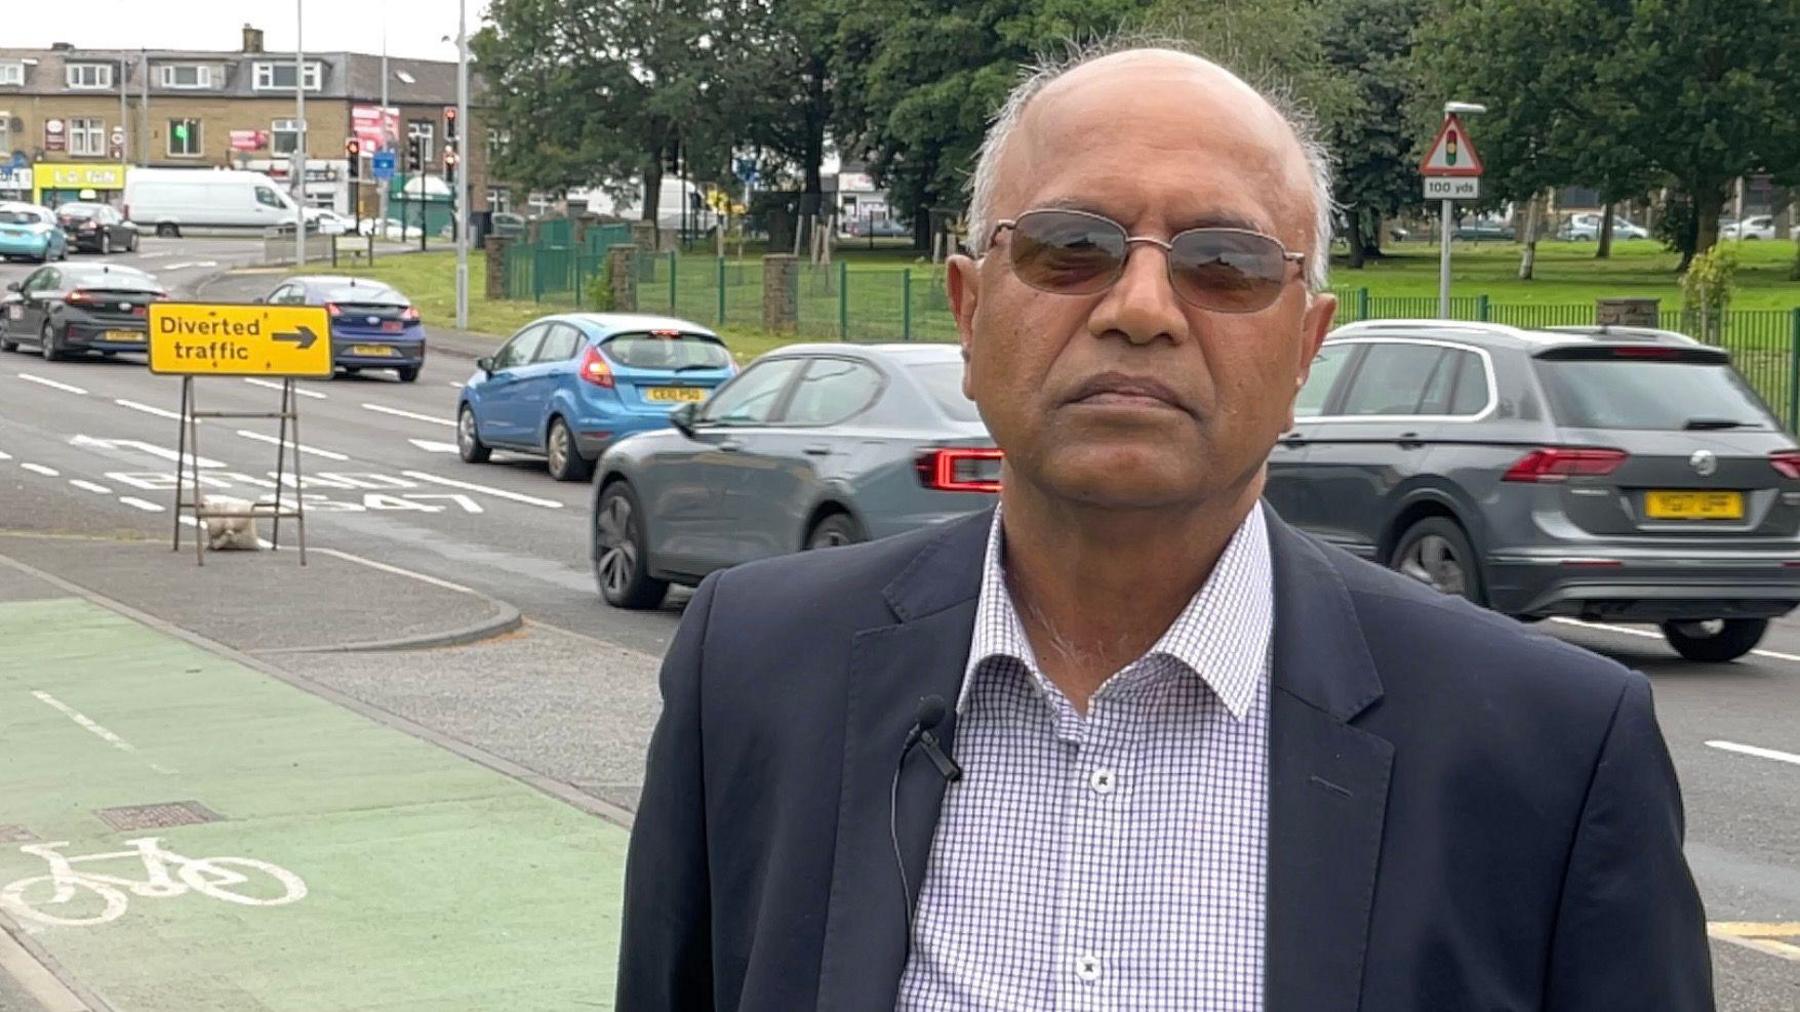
[294,0,307,268]
[455,0,470,329]
[378,10,390,236]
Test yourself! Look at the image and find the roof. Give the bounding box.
[1327,318,1703,352]
[565,312,720,337]
[0,47,482,104]
[760,341,963,362]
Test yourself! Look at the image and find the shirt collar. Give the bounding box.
[957,502,1274,721]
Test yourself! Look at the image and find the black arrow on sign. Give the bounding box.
[273,325,318,350]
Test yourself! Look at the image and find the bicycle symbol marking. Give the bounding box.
[0,837,307,927]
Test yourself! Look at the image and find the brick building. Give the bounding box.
[0,25,499,225]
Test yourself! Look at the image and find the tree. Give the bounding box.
[1318,0,1429,269]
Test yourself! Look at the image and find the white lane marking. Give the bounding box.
[118,496,164,512]
[135,251,170,259]
[446,382,465,389]
[115,398,187,421]
[1551,616,1800,665]
[313,547,483,594]
[408,438,460,454]
[245,377,327,400]
[234,430,350,461]
[19,463,59,477]
[0,450,11,460]
[17,373,87,395]
[33,691,138,753]
[71,435,223,468]
[161,261,195,270]
[399,469,565,509]
[362,402,455,427]
[69,479,112,494]
[1705,740,1800,768]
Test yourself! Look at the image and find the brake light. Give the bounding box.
[325,302,343,317]
[1771,450,1800,480]
[63,289,98,306]
[401,305,421,322]
[1503,447,1628,483]
[578,345,614,388]
[651,329,680,338]
[1607,346,1680,359]
[915,448,1003,493]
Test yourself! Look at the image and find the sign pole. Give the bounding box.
[1439,198,1453,319]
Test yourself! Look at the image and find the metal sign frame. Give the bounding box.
[170,377,308,566]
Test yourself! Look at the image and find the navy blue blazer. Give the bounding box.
[617,507,1712,1011]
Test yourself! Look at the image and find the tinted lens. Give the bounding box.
[1168,229,1289,313]
[1007,211,1127,294]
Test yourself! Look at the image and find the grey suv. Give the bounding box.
[1267,320,1800,662]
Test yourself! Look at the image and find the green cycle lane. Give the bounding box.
[0,596,629,1011]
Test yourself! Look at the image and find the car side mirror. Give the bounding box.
[4,282,18,293]
[669,401,700,437]
[476,356,495,375]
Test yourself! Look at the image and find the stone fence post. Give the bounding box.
[484,236,512,301]
[607,244,638,312]
[1596,297,1660,328]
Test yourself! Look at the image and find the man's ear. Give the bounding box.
[1286,291,1337,431]
[947,253,980,397]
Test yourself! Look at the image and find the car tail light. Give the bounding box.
[63,289,98,306]
[324,302,343,317]
[915,448,1003,493]
[1771,450,1800,480]
[1606,346,1680,359]
[1503,447,1628,483]
[401,305,421,322]
[578,345,615,388]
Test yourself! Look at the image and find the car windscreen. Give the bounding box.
[317,283,406,305]
[1534,355,1776,431]
[0,210,42,225]
[63,268,159,291]
[906,361,983,422]
[602,332,731,370]
[59,205,103,219]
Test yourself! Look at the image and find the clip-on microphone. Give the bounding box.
[891,694,963,944]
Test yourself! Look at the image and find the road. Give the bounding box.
[0,244,1795,1008]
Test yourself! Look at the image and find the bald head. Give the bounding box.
[966,44,1333,289]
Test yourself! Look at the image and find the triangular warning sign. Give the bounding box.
[1420,114,1484,177]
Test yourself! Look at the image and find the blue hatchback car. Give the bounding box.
[0,203,69,263]
[456,313,737,481]
[262,275,425,381]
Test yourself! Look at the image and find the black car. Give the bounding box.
[56,202,139,255]
[0,263,166,361]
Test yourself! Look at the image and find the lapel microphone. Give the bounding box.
[891,694,963,946]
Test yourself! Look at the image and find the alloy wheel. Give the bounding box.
[594,494,639,599]
[1398,533,1467,597]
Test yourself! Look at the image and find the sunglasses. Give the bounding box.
[987,208,1306,314]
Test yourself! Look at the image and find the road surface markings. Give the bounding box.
[362,402,455,427]
[32,691,137,754]
[245,377,326,400]
[1705,740,1800,768]
[1550,617,1800,666]
[0,450,11,460]
[408,438,460,454]
[68,479,112,494]
[158,260,217,271]
[118,496,163,513]
[446,382,465,389]
[0,838,305,927]
[1708,922,1800,963]
[314,547,483,594]
[71,435,223,468]
[134,251,170,259]
[19,463,59,477]
[400,469,564,508]
[234,430,350,461]
[16,373,87,395]
[115,398,187,421]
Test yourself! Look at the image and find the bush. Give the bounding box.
[587,260,616,311]
[1680,244,1738,341]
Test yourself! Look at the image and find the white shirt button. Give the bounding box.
[1089,769,1116,795]
[1074,953,1103,981]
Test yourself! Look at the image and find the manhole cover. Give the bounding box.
[0,825,37,843]
[95,801,223,831]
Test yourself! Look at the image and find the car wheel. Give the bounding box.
[546,417,595,482]
[39,320,63,362]
[100,233,111,255]
[396,365,420,383]
[1390,517,1485,605]
[593,482,668,609]
[456,404,491,463]
[156,223,179,238]
[1660,619,1767,663]
[127,231,138,252]
[806,512,865,550]
[0,333,16,353]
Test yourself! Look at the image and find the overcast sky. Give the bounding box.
[6,1,493,62]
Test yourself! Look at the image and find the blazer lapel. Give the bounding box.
[1264,515,1395,1012]
[815,510,989,1012]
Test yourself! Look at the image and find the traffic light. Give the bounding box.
[345,138,361,179]
[443,141,459,184]
[443,106,458,142]
[406,136,422,174]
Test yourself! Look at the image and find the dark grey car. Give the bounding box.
[590,343,998,609]
[1267,320,1800,662]
[0,263,166,361]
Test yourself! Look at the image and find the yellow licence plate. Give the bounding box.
[350,344,399,357]
[645,387,706,403]
[1645,490,1743,520]
[104,330,144,342]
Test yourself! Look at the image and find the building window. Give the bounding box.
[407,122,434,166]
[253,61,322,92]
[66,64,114,89]
[159,65,212,89]
[168,118,201,157]
[0,63,24,87]
[487,188,510,214]
[0,118,11,155]
[272,118,302,156]
[69,118,105,157]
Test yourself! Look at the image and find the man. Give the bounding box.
[618,44,1712,1011]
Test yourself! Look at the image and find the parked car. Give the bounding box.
[262,275,424,381]
[303,208,356,236]
[1720,215,1776,241]
[56,202,140,254]
[1558,212,1649,241]
[588,343,999,609]
[1267,320,1800,662]
[123,168,299,236]
[457,313,738,482]
[490,212,527,238]
[0,263,167,361]
[0,203,69,263]
[1452,217,1516,241]
[844,217,910,239]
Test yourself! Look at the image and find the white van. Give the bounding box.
[123,169,299,237]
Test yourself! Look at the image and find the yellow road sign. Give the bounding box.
[148,303,333,378]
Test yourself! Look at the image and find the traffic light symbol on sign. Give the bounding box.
[1446,129,1459,166]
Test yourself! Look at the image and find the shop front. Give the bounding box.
[33,163,130,208]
